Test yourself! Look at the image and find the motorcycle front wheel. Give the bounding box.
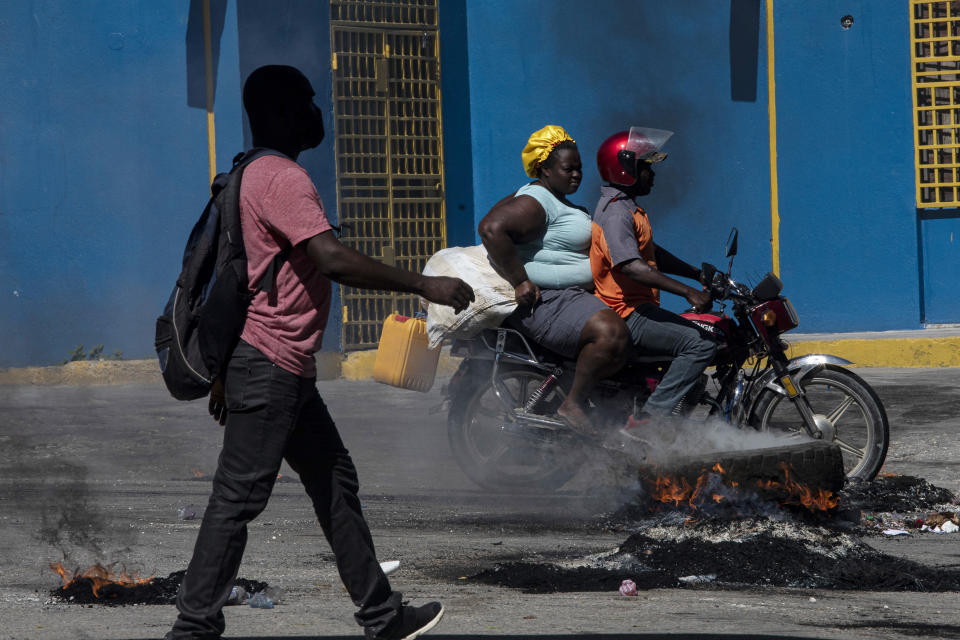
[750,364,889,480]
[447,364,584,491]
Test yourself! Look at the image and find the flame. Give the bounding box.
[756,463,839,511]
[50,562,70,586]
[647,461,838,513]
[50,562,154,598]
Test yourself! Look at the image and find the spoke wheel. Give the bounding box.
[447,364,584,491]
[750,365,889,480]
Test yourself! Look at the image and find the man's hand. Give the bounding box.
[420,276,475,313]
[685,289,712,314]
[514,279,541,307]
[208,377,227,426]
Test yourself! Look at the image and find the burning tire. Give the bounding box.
[447,362,585,491]
[662,440,846,494]
[639,441,846,512]
[749,364,889,481]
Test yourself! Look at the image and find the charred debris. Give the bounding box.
[472,475,960,594]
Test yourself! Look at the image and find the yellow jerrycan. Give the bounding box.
[373,314,440,392]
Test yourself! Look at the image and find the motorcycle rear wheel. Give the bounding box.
[750,364,889,481]
[447,364,585,491]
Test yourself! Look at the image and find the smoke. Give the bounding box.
[1,434,136,565]
[647,414,803,465]
[561,412,809,513]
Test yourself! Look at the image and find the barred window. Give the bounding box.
[911,1,960,207]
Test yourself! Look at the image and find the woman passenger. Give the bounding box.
[478,125,630,437]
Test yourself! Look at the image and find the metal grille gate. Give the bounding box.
[910,0,960,207]
[330,0,447,350]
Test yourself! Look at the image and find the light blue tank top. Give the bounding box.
[514,183,594,290]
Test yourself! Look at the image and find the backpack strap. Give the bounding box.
[226,148,294,301]
[255,246,290,295]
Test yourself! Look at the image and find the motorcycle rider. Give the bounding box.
[590,127,717,435]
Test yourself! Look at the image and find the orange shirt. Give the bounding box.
[590,187,659,318]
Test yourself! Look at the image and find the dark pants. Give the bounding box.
[169,341,400,639]
[626,304,718,416]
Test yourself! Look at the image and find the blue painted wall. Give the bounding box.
[464,0,775,313]
[775,1,919,331]
[0,1,939,366]
[463,1,924,331]
[0,1,216,367]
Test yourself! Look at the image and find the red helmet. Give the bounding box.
[596,127,673,186]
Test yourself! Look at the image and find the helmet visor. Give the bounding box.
[626,126,673,163]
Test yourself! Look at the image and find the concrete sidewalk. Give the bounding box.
[3,327,960,386]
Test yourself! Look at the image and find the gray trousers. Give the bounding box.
[626,304,718,416]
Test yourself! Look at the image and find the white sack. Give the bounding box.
[421,245,517,348]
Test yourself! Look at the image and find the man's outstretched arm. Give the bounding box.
[654,245,701,282]
[303,230,475,312]
[619,258,711,313]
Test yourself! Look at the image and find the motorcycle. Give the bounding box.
[443,229,889,491]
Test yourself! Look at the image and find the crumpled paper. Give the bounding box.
[618,579,638,596]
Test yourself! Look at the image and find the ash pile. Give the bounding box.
[472,467,960,594]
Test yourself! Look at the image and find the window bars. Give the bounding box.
[911,1,960,207]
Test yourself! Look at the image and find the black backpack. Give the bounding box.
[155,148,289,400]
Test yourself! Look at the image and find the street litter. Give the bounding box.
[921,512,959,534]
[678,574,717,584]
[227,585,248,605]
[248,592,274,608]
[618,579,637,596]
[380,560,400,576]
[177,505,201,520]
[881,529,911,536]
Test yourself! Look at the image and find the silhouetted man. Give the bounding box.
[166,65,471,640]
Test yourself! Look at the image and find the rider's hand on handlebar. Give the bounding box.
[686,288,712,313]
[514,279,541,307]
[699,262,719,286]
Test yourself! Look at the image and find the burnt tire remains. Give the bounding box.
[661,441,846,494]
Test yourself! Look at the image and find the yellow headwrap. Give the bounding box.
[521,125,575,178]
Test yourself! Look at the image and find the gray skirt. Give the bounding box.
[504,287,608,359]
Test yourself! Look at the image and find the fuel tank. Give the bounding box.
[681,312,734,347]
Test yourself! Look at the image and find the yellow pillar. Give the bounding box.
[765,0,780,277]
[202,0,217,183]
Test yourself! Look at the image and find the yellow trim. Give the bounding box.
[202,0,216,184]
[765,0,780,277]
[788,336,960,368]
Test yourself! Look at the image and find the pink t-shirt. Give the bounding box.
[238,155,333,377]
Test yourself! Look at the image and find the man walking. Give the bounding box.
[165,65,473,640]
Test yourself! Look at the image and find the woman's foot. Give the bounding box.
[557,400,599,438]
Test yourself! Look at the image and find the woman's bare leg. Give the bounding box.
[557,308,630,436]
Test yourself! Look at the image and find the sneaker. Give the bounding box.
[602,413,656,453]
[369,602,444,640]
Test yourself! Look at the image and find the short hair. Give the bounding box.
[242,65,314,131]
[539,140,579,173]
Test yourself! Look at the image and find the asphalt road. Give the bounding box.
[1,368,959,640]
